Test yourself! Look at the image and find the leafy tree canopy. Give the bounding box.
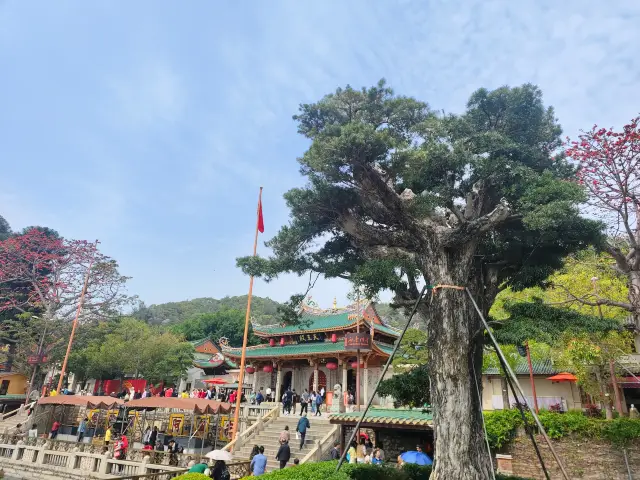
[238,80,601,314]
[378,363,430,408]
[491,248,630,321]
[134,295,281,326]
[68,317,194,384]
[0,214,10,241]
[170,308,258,346]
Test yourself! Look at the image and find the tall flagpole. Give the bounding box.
[56,240,98,393]
[231,187,263,445]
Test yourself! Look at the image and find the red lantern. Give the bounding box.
[246,366,255,374]
[269,338,275,347]
[263,364,273,373]
[331,333,337,343]
[280,337,285,346]
[326,362,338,370]
[351,361,364,369]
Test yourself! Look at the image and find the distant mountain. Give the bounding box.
[374,303,409,328]
[133,295,282,326]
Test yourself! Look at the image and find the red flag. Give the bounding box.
[257,195,264,233]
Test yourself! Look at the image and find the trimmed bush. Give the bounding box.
[239,461,531,479]
[174,474,210,480]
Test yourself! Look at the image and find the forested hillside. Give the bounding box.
[132,295,282,325]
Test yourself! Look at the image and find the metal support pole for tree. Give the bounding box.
[526,342,539,414]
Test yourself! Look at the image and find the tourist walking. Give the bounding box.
[279,425,290,444]
[310,391,317,414]
[149,426,158,447]
[211,460,231,480]
[104,426,112,446]
[77,417,88,442]
[276,439,291,469]
[256,389,264,405]
[299,389,309,415]
[296,413,310,450]
[250,446,267,476]
[315,391,323,416]
[50,420,60,439]
[291,390,298,415]
[330,441,340,460]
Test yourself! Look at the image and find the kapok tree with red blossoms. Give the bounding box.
[565,116,640,331]
[0,228,130,325]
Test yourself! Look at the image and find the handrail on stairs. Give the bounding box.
[0,400,36,421]
[301,424,339,464]
[223,405,280,453]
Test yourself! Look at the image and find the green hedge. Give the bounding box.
[174,474,210,480]
[483,409,640,449]
[238,461,530,479]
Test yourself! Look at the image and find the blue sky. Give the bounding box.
[1,1,639,310]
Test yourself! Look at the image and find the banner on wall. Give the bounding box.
[168,414,185,435]
[219,415,233,442]
[194,415,210,438]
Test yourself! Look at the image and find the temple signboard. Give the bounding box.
[344,333,371,351]
[296,333,325,343]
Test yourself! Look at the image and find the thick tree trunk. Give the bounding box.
[501,376,511,410]
[426,275,493,480]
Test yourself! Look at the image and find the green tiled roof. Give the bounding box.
[224,342,352,358]
[374,342,395,355]
[254,312,353,335]
[483,358,557,376]
[374,323,401,336]
[254,312,399,339]
[224,339,396,359]
[193,351,237,369]
[0,394,26,402]
[330,408,433,426]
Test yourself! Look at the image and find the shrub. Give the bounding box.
[536,410,601,439]
[239,461,352,480]
[602,417,640,446]
[484,409,523,449]
[174,474,210,480]
[401,463,432,479]
[349,464,410,480]
[240,461,532,479]
[583,403,603,418]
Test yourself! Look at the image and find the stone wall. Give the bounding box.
[505,436,640,479]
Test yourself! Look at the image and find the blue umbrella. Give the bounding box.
[400,450,433,465]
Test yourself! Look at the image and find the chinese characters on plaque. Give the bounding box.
[344,332,371,351]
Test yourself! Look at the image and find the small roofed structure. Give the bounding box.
[32,396,125,442]
[330,408,433,462]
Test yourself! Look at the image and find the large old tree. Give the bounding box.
[238,81,600,479]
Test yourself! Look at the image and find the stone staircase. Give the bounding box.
[234,414,336,473]
[0,404,31,434]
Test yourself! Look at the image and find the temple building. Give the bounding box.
[221,299,400,406]
[180,338,240,391]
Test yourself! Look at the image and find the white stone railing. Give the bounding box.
[223,404,280,453]
[0,400,36,421]
[300,424,340,464]
[0,441,187,478]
